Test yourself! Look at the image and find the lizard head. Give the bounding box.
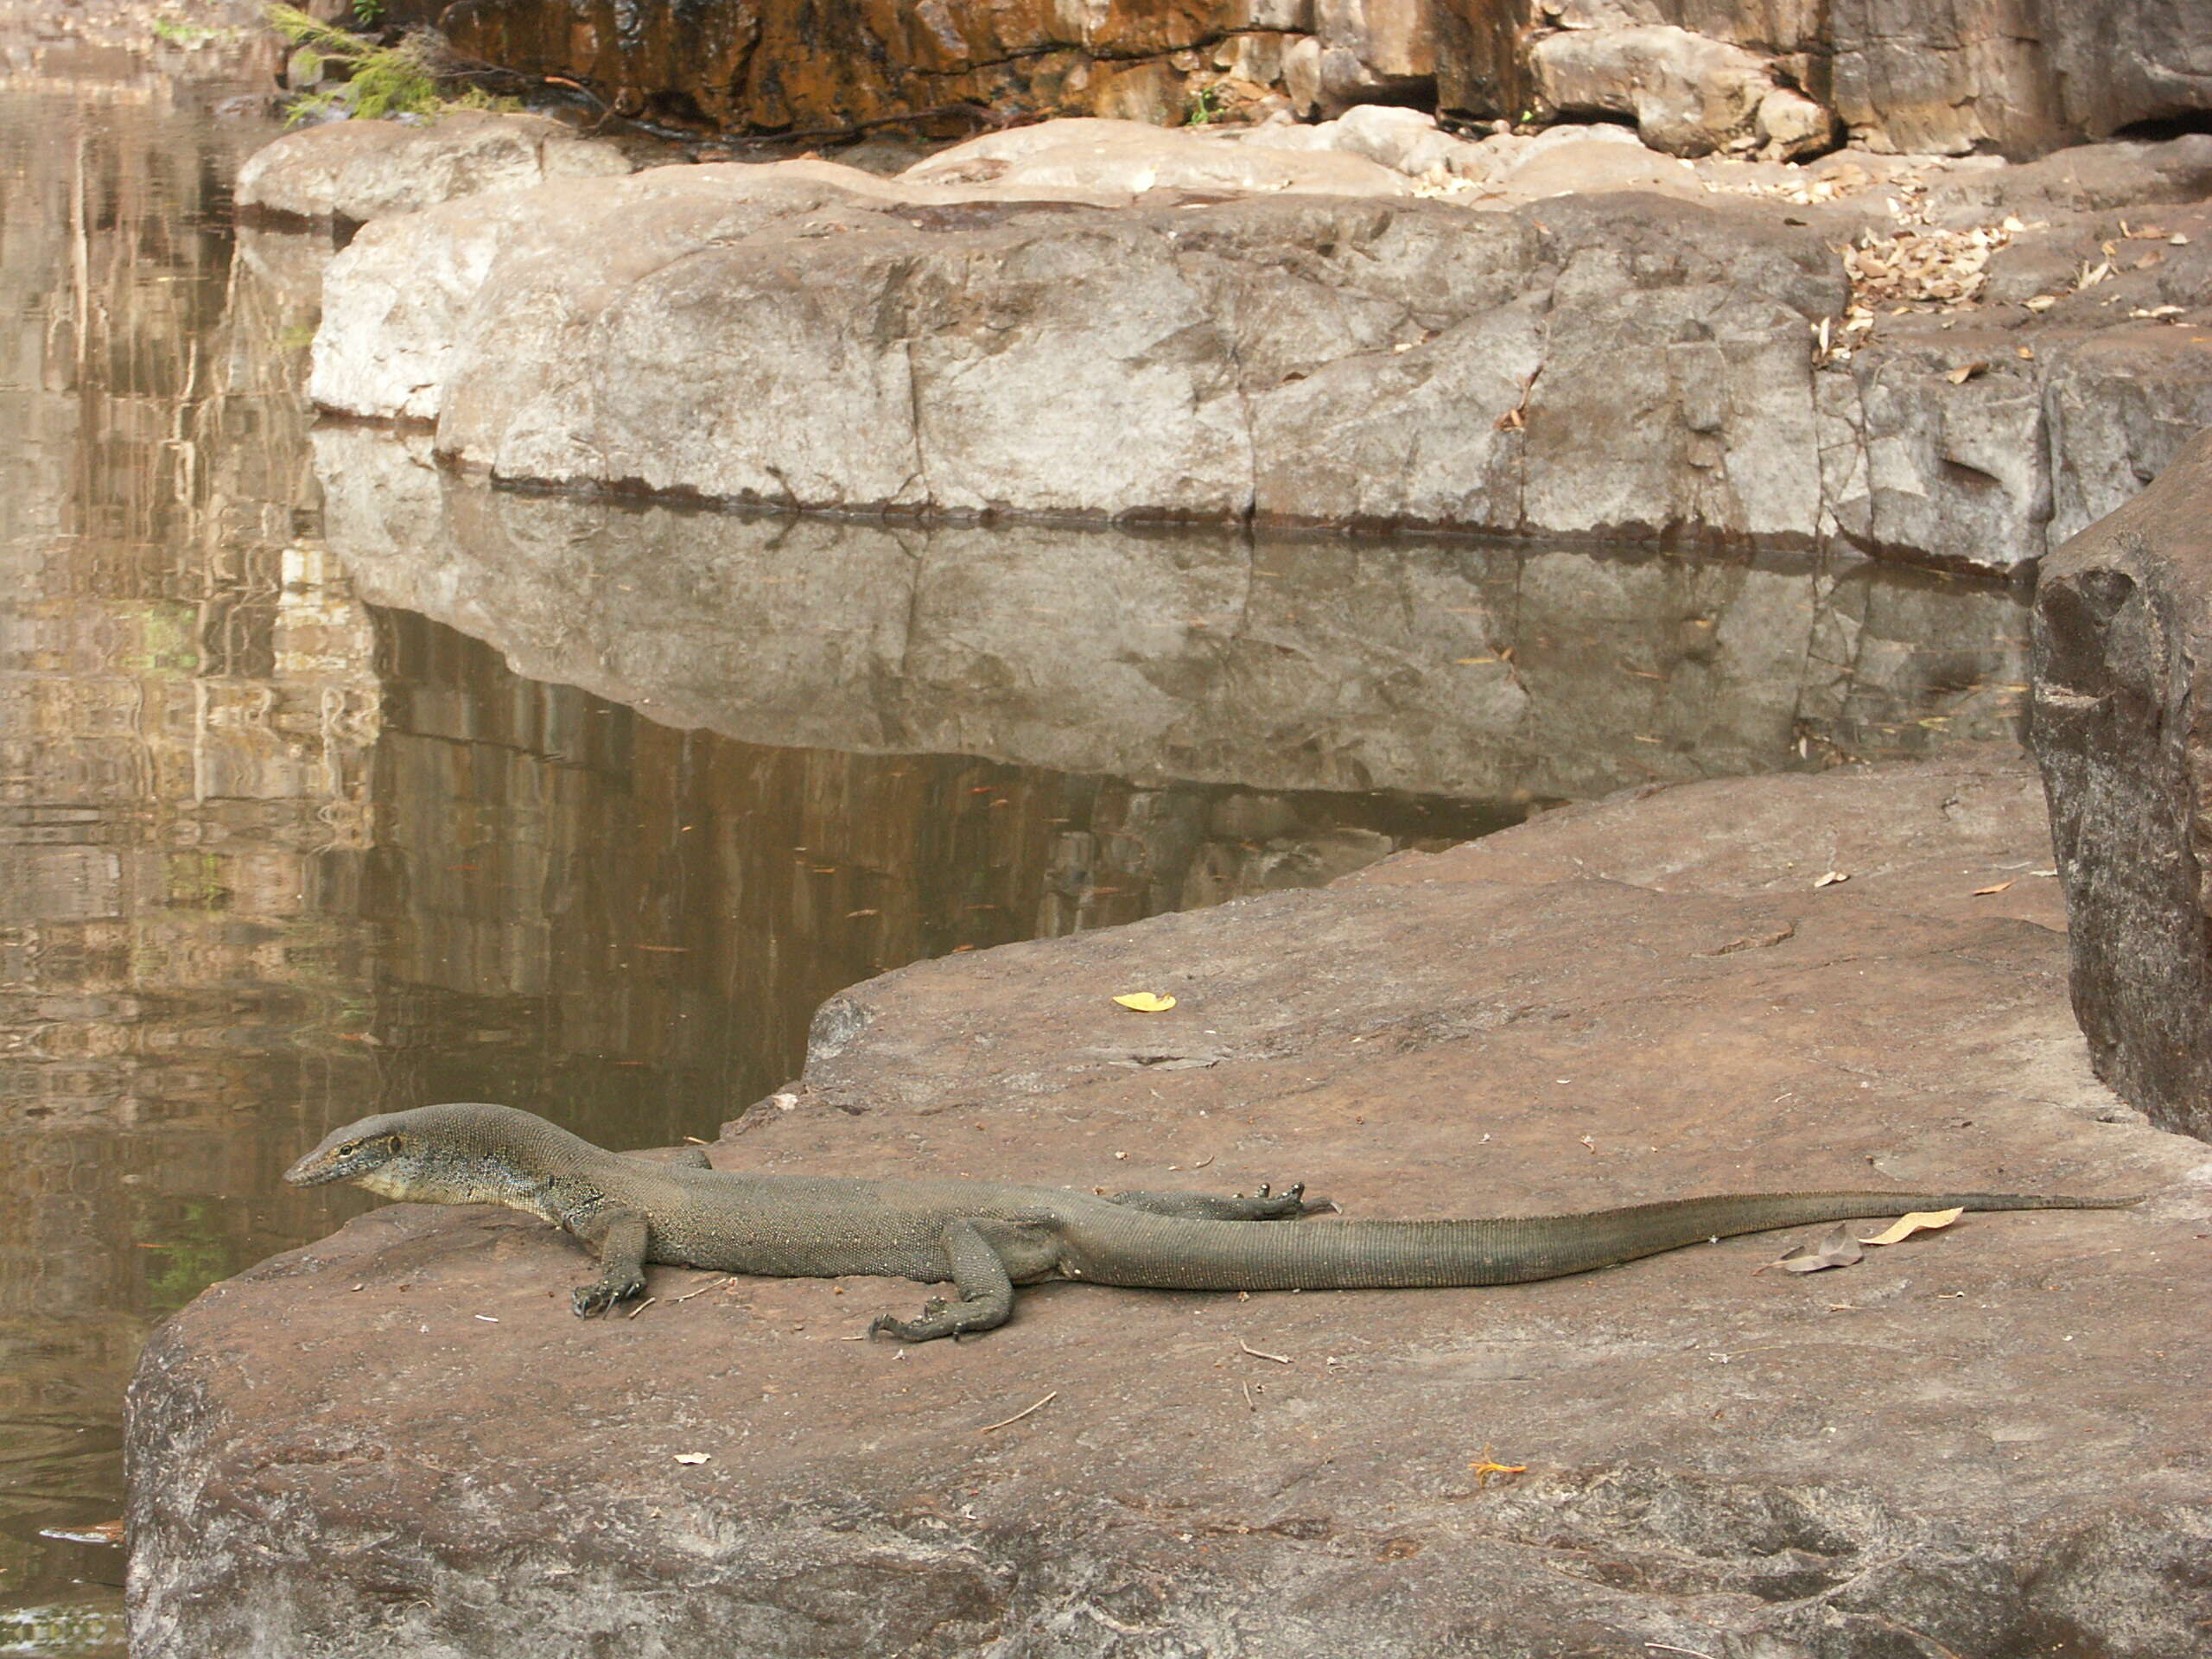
[286,1103,562,1204]
[285,1111,421,1198]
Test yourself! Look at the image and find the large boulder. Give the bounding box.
[304,156,1847,538]
[2031,429,2212,1143]
[126,749,2212,1656]
[1529,24,1830,158]
[299,125,2212,569]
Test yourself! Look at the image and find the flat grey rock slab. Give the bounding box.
[235,111,634,222]
[128,750,2212,1657]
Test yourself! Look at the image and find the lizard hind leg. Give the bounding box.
[1107,1182,1333,1221]
[870,1219,1017,1343]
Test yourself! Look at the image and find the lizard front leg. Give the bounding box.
[569,1206,651,1318]
[869,1219,1015,1343]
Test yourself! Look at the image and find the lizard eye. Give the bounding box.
[335,1141,359,1156]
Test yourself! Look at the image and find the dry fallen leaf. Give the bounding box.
[673,1452,711,1465]
[1972,880,2015,895]
[1813,870,1851,888]
[1859,1206,1965,1246]
[2024,295,2058,312]
[37,1519,124,1547]
[1112,992,1178,1013]
[1768,1225,1865,1274]
[1469,1449,1528,1487]
[1947,361,1988,384]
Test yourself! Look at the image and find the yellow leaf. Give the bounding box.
[1859,1207,1964,1246]
[1112,992,1178,1013]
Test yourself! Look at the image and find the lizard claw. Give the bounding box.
[571,1275,644,1319]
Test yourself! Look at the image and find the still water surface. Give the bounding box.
[0,23,2034,1655]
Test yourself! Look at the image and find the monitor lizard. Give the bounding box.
[284,1102,2145,1341]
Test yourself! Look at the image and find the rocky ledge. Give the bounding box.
[127,748,2212,1657]
[296,113,2212,569]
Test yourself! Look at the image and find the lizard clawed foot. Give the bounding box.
[571,1274,645,1319]
[869,1299,998,1344]
[1251,1181,1333,1218]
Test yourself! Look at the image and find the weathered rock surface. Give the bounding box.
[234,111,634,222]
[311,423,2035,803]
[2033,429,2212,1144]
[410,0,2212,162]
[893,116,1415,197]
[127,748,2212,1656]
[301,124,2212,567]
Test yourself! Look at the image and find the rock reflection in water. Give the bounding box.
[364,607,1510,1121]
[0,16,302,1648]
[318,425,2032,808]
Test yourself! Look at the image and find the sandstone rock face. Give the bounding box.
[301,126,2212,569]
[2032,429,2212,1143]
[1444,0,2212,158]
[233,111,634,221]
[411,0,2211,162]
[310,423,2036,804]
[126,750,2212,1656]
[435,0,1306,136]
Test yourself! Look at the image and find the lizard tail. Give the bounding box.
[1061,1190,2144,1292]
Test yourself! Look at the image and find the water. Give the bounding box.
[0,16,2034,1653]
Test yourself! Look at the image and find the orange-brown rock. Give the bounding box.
[435,0,1299,135]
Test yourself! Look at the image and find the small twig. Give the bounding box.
[978,1390,1058,1433]
[1242,1379,1257,1412]
[1192,1154,1215,1169]
[671,1277,728,1304]
[625,1296,657,1319]
[1238,1339,1291,1365]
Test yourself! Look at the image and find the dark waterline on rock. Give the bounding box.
[0,46,2041,1659]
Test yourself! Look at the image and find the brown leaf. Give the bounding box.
[1947,361,1987,385]
[1971,880,2014,895]
[1859,1206,1965,1246]
[1768,1225,1865,1274]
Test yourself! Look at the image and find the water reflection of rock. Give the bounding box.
[317,424,2035,810]
[364,609,1507,1133]
[0,66,365,1629]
